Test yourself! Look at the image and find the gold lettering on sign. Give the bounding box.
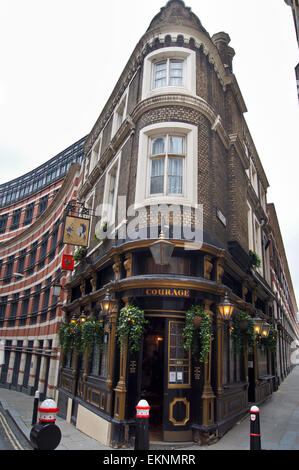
[145,288,190,298]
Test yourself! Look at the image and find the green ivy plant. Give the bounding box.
[260,324,277,353]
[231,310,255,353]
[117,305,148,353]
[182,305,213,363]
[58,322,74,354]
[249,250,261,269]
[73,246,87,262]
[81,317,105,356]
[59,317,104,356]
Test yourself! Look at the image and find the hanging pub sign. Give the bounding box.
[61,254,74,271]
[63,216,90,247]
[145,288,190,298]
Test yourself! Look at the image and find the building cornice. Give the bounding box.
[131,93,230,149]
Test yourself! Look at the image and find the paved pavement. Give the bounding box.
[1,366,299,451]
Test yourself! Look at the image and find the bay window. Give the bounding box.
[135,122,198,208]
[150,135,185,196]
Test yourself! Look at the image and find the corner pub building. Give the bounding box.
[57,1,299,447]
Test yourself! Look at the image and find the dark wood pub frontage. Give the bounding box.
[57,237,275,447]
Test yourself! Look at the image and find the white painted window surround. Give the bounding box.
[111,92,128,138]
[247,202,254,252]
[90,135,102,173]
[135,122,198,209]
[142,47,196,100]
[101,152,121,227]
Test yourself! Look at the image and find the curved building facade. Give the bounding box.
[0,137,85,400]
[56,1,298,447]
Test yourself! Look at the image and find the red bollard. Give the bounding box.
[135,399,150,450]
[250,405,261,450]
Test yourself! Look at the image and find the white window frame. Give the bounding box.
[101,153,121,228]
[142,47,196,100]
[247,202,254,251]
[153,59,184,89]
[148,134,185,197]
[135,122,198,209]
[112,92,128,137]
[85,191,95,247]
[253,215,263,275]
[250,159,258,195]
[90,135,102,173]
[260,183,266,212]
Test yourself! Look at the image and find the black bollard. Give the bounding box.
[31,390,40,426]
[135,399,150,450]
[250,405,261,450]
[30,399,61,450]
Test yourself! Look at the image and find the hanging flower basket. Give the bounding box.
[231,311,255,353]
[249,250,261,269]
[193,315,202,328]
[239,319,249,331]
[117,305,148,353]
[182,305,213,363]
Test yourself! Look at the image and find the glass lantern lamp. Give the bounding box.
[218,292,235,321]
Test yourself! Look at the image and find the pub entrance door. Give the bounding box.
[141,317,164,440]
[141,316,192,442]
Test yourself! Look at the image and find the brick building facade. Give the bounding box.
[0,137,85,399]
[267,203,299,385]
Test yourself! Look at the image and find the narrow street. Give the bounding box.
[0,404,32,450]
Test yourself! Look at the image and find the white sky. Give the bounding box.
[0,0,298,310]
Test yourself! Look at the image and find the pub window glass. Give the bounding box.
[100,333,109,378]
[235,347,241,382]
[257,346,268,376]
[229,330,235,383]
[91,342,101,376]
[168,321,190,386]
[223,322,229,385]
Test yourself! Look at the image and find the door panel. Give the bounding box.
[163,319,192,441]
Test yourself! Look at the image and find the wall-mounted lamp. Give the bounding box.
[261,322,270,338]
[149,229,174,265]
[52,283,62,297]
[253,316,270,339]
[100,289,112,314]
[79,312,87,323]
[218,292,235,321]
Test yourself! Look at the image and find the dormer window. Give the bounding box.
[142,47,196,100]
